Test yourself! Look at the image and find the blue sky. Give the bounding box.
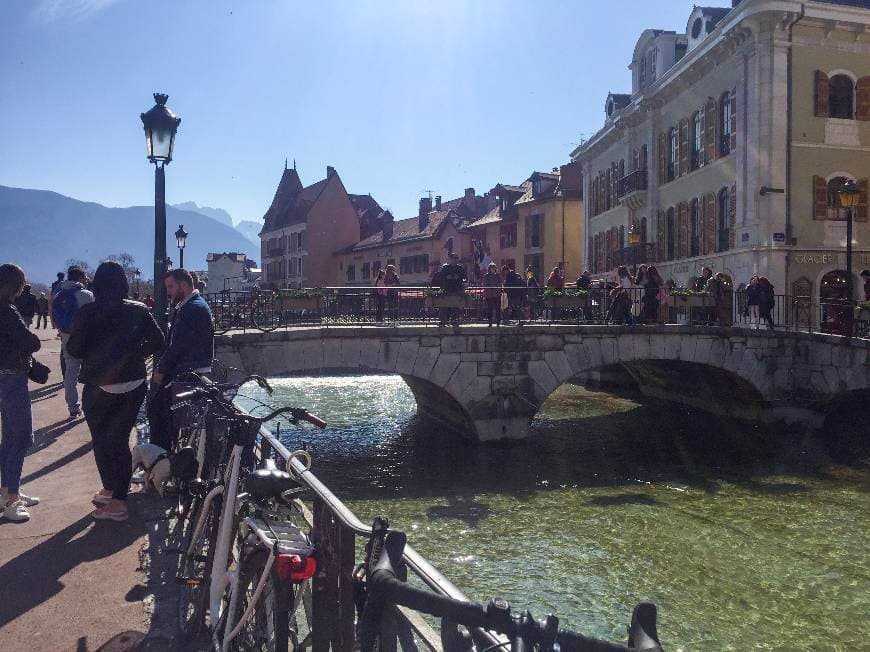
[0,0,730,224]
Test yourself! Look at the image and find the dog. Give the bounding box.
[131,443,173,496]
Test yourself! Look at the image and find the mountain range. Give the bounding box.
[0,185,260,285]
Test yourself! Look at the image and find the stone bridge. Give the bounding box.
[214,325,870,442]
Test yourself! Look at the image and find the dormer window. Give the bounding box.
[691,17,703,39]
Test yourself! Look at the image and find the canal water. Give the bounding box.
[237,375,869,651]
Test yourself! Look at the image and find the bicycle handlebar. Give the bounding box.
[359,529,663,652]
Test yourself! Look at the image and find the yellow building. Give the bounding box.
[466,163,584,284]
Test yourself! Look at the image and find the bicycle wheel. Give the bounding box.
[177,491,222,643]
[230,550,296,652]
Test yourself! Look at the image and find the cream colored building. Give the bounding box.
[572,0,870,308]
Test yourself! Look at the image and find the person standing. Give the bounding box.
[640,266,663,322]
[437,253,467,326]
[861,269,870,302]
[483,263,502,327]
[52,267,94,418]
[757,277,775,330]
[36,292,49,329]
[545,267,564,321]
[148,269,214,453]
[143,294,155,310]
[15,284,38,328]
[0,264,41,521]
[525,266,540,321]
[745,276,761,328]
[384,265,400,322]
[66,261,164,522]
[503,266,525,323]
[373,269,387,322]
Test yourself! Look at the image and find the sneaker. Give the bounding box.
[17,492,40,507]
[131,470,146,485]
[69,408,81,419]
[3,500,31,522]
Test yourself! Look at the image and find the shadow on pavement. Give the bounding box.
[21,440,94,485]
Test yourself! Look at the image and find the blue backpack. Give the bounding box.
[52,285,83,333]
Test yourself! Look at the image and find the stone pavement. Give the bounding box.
[0,331,178,651]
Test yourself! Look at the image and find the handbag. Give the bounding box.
[28,358,50,384]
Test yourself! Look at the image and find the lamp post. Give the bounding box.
[627,223,641,275]
[141,93,181,330]
[838,179,860,303]
[133,268,141,296]
[175,224,188,269]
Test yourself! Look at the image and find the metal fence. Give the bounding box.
[204,287,870,339]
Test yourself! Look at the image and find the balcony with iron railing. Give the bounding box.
[616,169,648,210]
[611,242,656,268]
[266,246,286,257]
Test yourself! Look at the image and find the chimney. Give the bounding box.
[435,195,442,210]
[418,197,432,231]
[381,211,394,240]
[464,187,475,199]
[326,165,336,178]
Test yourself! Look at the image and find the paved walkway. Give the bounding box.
[0,332,176,651]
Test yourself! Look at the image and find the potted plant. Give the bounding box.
[275,288,322,312]
[856,301,870,321]
[668,287,711,308]
[543,288,590,309]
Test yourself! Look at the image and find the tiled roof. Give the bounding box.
[350,209,453,251]
[261,167,331,232]
[465,205,504,229]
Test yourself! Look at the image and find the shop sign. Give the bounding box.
[773,232,785,243]
[794,253,836,265]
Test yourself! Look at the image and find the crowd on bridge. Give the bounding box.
[0,261,213,523]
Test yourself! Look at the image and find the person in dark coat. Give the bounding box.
[14,284,38,327]
[67,261,165,522]
[861,269,870,302]
[482,263,503,327]
[36,292,49,329]
[0,264,41,521]
[503,266,525,323]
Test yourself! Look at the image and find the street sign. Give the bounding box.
[773,232,786,243]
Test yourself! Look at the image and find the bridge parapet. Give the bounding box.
[215,325,870,441]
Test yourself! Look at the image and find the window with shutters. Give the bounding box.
[668,128,678,181]
[346,264,356,282]
[499,223,517,249]
[666,207,676,261]
[826,176,852,220]
[362,262,371,280]
[691,111,703,170]
[717,188,730,252]
[690,199,700,257]
[528,214,543,248]
[720,92,732,156]
[640,144,648,170]
[829,75,855,119]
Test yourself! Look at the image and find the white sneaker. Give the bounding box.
[3,500,31,522]
[131,470,146,484]
[17,493,40,507]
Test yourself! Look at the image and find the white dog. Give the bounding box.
[131,442,172,496]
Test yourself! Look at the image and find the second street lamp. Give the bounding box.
[133,267,141,296]
[175,224,188,269]
[141,92,181,330]
[628,223,641,275]
[838,179,860,304]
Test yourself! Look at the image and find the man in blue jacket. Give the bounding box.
[147,268,213,452]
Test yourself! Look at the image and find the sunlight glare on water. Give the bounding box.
[236,375,870,650]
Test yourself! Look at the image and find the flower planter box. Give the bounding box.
[429,295,467,309]
[545,295,590,310]
[276,296,320,312]
[857,309,870,322]
[670,294,710,308]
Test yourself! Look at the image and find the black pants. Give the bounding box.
[82,383,146,500]
[485,297,501,326]
[147,379,177,452]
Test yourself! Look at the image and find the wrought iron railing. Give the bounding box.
[202,287,869,339]
[616,169,648,199]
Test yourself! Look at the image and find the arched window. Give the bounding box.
[690,198,700,257]
[668,128,678,181]
[666,207,676,260]
[717,188,730,252]
[691,110,703,170]
[640,144,648,170]
[829,75,854,119]
[592,177,599,215]
[719,92,732,156]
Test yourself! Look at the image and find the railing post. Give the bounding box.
[311,497,356,652]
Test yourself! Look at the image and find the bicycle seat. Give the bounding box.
[245,468,303,500]
[628,602,662,651]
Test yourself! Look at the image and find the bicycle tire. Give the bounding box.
[177,491,222,643]
[229,550,296,652]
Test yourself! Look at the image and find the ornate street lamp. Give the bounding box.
[175,224,188,269]
[838,179,860,303]
[141,92,181,330]
[133,267,141,296]
[628,223,641,274]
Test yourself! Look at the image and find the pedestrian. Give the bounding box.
[695,267,713,292]
[50,272,66,372]
[50,272,64,297]
[711,272,731,326]
[143,294,155,310]
[607,287,633,325]
[384,264,401,321]
[617,265,634,289]
[576,270,592,291]
[545,267,564,320]
[373,269,387,322]
[745,276,761,328]
[483,262,502,327]
[0,263,41,521]
[640,266,663,322]
[503,266,525,323]
[35,292,49,329]
[525,266,540,320]
[757,276,775,329]
[14,284,38,327]
[52,266,94,418]
[861,269,870,302]
[66,261,165,522]
[437,253,467,326]
[147,269,214,453]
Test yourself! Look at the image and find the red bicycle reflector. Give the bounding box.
[276,554,317,582]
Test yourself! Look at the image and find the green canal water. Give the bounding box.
[237,375,869,651]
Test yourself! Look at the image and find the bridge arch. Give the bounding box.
[215,326,870,442]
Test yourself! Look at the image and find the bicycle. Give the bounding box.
[357,518,664,652]
[173,374,326,651]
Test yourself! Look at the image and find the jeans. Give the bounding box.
[485,297,501,326]
[147,379,176,452]
[60,333,82,413]
[36,314,48,329]
[0,372,34,494]
[83,383,146,500]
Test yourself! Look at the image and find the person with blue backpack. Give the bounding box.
[52,266,94,418]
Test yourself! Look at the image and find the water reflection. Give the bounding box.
[237,375,870,650]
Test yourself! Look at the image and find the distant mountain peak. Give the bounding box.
[172,201,233,226]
